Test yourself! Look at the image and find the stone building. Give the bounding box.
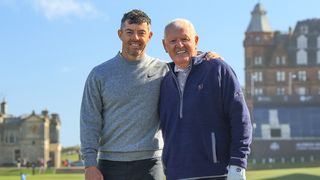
[244,3,320,160]
[0,100,61,167]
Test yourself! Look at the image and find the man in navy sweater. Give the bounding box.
[159,18,252,180]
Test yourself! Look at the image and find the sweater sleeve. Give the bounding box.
[80,69,104,167]
[222,64,253,169]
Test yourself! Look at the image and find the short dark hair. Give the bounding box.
[120,9,151,29]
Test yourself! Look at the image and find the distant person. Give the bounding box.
[20,173,26,180]
[80,9,220,180]
[16,159,21,169]
[63,159,69,167]
[31,162,36,175]
[159,18,253,180]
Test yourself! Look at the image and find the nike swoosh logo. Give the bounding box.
[147,74,155,78]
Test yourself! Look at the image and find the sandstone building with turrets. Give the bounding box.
[0,100,61,167]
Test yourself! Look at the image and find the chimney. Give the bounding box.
[42,109,49,117]
[1,99,7,115]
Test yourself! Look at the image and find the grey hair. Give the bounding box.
[163,18,197,38]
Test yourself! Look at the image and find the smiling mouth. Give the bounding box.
[176,50,187,55]
[129,41,140,47]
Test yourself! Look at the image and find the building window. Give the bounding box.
[255,36,261,42]
[297,71,307,81]
[318,71,320,80]
[281,56,286,65]
[253,72,263,82]
[276,56,280,65]
[271,128,281,138]
[276,87,285,95]
[254,88,263,95]
[9,134,15,143]
[317,50,320,64]
[318,36,320,48]
[276,56,286,65]
[254,56,262,65]
[296,87,306,95]
[297,35,307,49]
[297,49,307,64]
[300,25,308,34]
[276,71,286,82]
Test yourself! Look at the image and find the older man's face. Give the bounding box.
[162,23,198,68]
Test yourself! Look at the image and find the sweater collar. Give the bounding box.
[118,51,149,65]
[170,52,206,71]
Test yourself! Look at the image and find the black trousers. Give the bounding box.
[98,157,164,180]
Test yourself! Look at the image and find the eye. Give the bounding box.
[138,31,146,35]
[182,38,190,42]
[169,40,176,44]
[125,30,133,35]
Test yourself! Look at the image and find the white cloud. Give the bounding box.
[32,0,100,20]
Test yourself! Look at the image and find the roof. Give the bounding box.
[246,3,272,32]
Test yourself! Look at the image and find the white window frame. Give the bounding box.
[276,87,285,95]
[254,56,262,65]
[276,71,286,82]
[297,35,307,49]
[254,88,263,95]
[281,56,286,65]
[297,71,307,81]
[297,49,307,64]
[296,87,306,95]
[253,72,263,82]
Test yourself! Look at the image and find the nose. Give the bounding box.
[176,39,184,47]
[132,32,139,40]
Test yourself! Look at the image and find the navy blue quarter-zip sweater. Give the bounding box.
[159,57,252,180]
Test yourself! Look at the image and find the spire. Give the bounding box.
[246,3,272,32]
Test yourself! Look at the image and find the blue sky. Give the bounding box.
[1,0,320,147]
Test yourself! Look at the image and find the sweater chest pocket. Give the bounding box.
[186,82,212,96]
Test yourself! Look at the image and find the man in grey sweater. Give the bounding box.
[80,9,167,180]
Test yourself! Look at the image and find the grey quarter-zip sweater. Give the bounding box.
[80,52,168,167]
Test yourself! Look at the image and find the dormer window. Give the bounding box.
[300,25,308,34]
[297,35,307,49]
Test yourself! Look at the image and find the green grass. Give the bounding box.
[1,167,320,180]
[247,167,320,180]
[61,152,80,162]
[0,168,83,180]
[0,174,83,180]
